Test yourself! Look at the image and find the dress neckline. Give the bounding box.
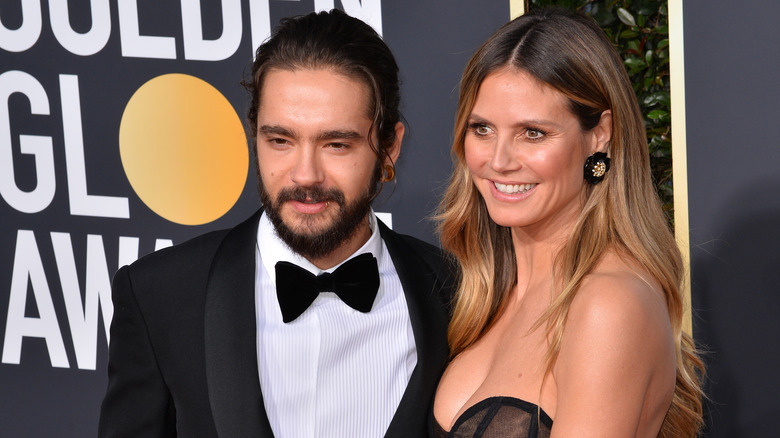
[435,395,554,435]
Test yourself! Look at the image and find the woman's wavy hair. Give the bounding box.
[438,8,703,437]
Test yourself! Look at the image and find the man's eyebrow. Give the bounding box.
[258,126,364,142]
[258,125,296,138]
[316,130,363,141]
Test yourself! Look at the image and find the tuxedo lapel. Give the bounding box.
[379,222,451,437]
[204,210,274,437]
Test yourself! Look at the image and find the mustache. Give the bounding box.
[275,185,345,206]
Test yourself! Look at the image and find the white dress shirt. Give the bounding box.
[255,211,416,438]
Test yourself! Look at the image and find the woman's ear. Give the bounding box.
[591,110,612,154]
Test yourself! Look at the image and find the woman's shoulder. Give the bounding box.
[560,249,675,372]
[572,250,668,324]
[550,250,676,434]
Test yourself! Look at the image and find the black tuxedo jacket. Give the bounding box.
[98,210,453,437]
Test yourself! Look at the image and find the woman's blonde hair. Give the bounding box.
[438,9,704,437]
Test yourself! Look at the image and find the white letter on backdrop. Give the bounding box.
[314,0,382,36]
[0,0,42,52]
[117,236,140,269]
[248,0,270,59]
[2,230,70,368]
[49,0,111,56]
[51,233,113,370]
[117,236,173,268]
[155,239,173,251]
[0,71,55,214]
[59,75,130,218]
[118,0,176,59]
[182,0,242,61]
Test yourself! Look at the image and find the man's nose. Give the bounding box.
[290,146,325,187]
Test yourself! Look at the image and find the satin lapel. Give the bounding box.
[379,222,451,438]
[204,210,274,437]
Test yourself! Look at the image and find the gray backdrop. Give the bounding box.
[684,1,780,436]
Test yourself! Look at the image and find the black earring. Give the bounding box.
[583,152,610,184]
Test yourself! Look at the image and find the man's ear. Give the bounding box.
[591,110,612,154]
[385,122,404,164]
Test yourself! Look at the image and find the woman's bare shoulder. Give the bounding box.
[550,250,676,435]
[574,250,668,320]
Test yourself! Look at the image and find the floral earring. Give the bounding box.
[583,152,610,184]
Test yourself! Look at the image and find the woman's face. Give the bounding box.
[464,68,610,235]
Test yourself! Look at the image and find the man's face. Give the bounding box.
[255,68,380,261]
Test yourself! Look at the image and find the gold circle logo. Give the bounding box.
[119,74,248,225]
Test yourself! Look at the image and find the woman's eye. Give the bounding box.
[471,123,492,136]
[526,129,545,139]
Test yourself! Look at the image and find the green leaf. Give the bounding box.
[624,56,646,74]
[617,7,636,26]
[643,91,670,107]
[593,9,617,27]
[647,109,669,121]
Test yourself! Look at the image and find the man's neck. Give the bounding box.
[306,216,373,270]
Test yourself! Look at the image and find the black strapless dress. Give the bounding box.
[432,396,553,438]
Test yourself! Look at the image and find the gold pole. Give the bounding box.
[668,0,693,335]
[510,0,527,19]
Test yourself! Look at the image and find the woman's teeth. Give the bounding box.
[494,182,535,194]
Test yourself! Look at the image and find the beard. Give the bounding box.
[258,166,381,260]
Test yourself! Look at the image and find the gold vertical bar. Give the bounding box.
[668,0,693,335]
[510,0,527,19]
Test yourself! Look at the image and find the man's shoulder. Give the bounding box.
[125,211,260,277]
[133,228,229,269]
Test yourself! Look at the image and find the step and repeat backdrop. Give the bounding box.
[0,1,508,435]
[0,1,776,436]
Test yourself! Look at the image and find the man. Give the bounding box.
[98,9,453,438]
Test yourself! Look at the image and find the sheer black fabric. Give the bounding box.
[432,396,553,438]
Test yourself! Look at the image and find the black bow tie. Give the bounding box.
[275,253,380,323]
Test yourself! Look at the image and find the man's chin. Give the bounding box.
[261,186,375,260]
[279,207,338,234]
[272,218,356,260]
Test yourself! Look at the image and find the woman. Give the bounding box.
[434,9,703,438]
